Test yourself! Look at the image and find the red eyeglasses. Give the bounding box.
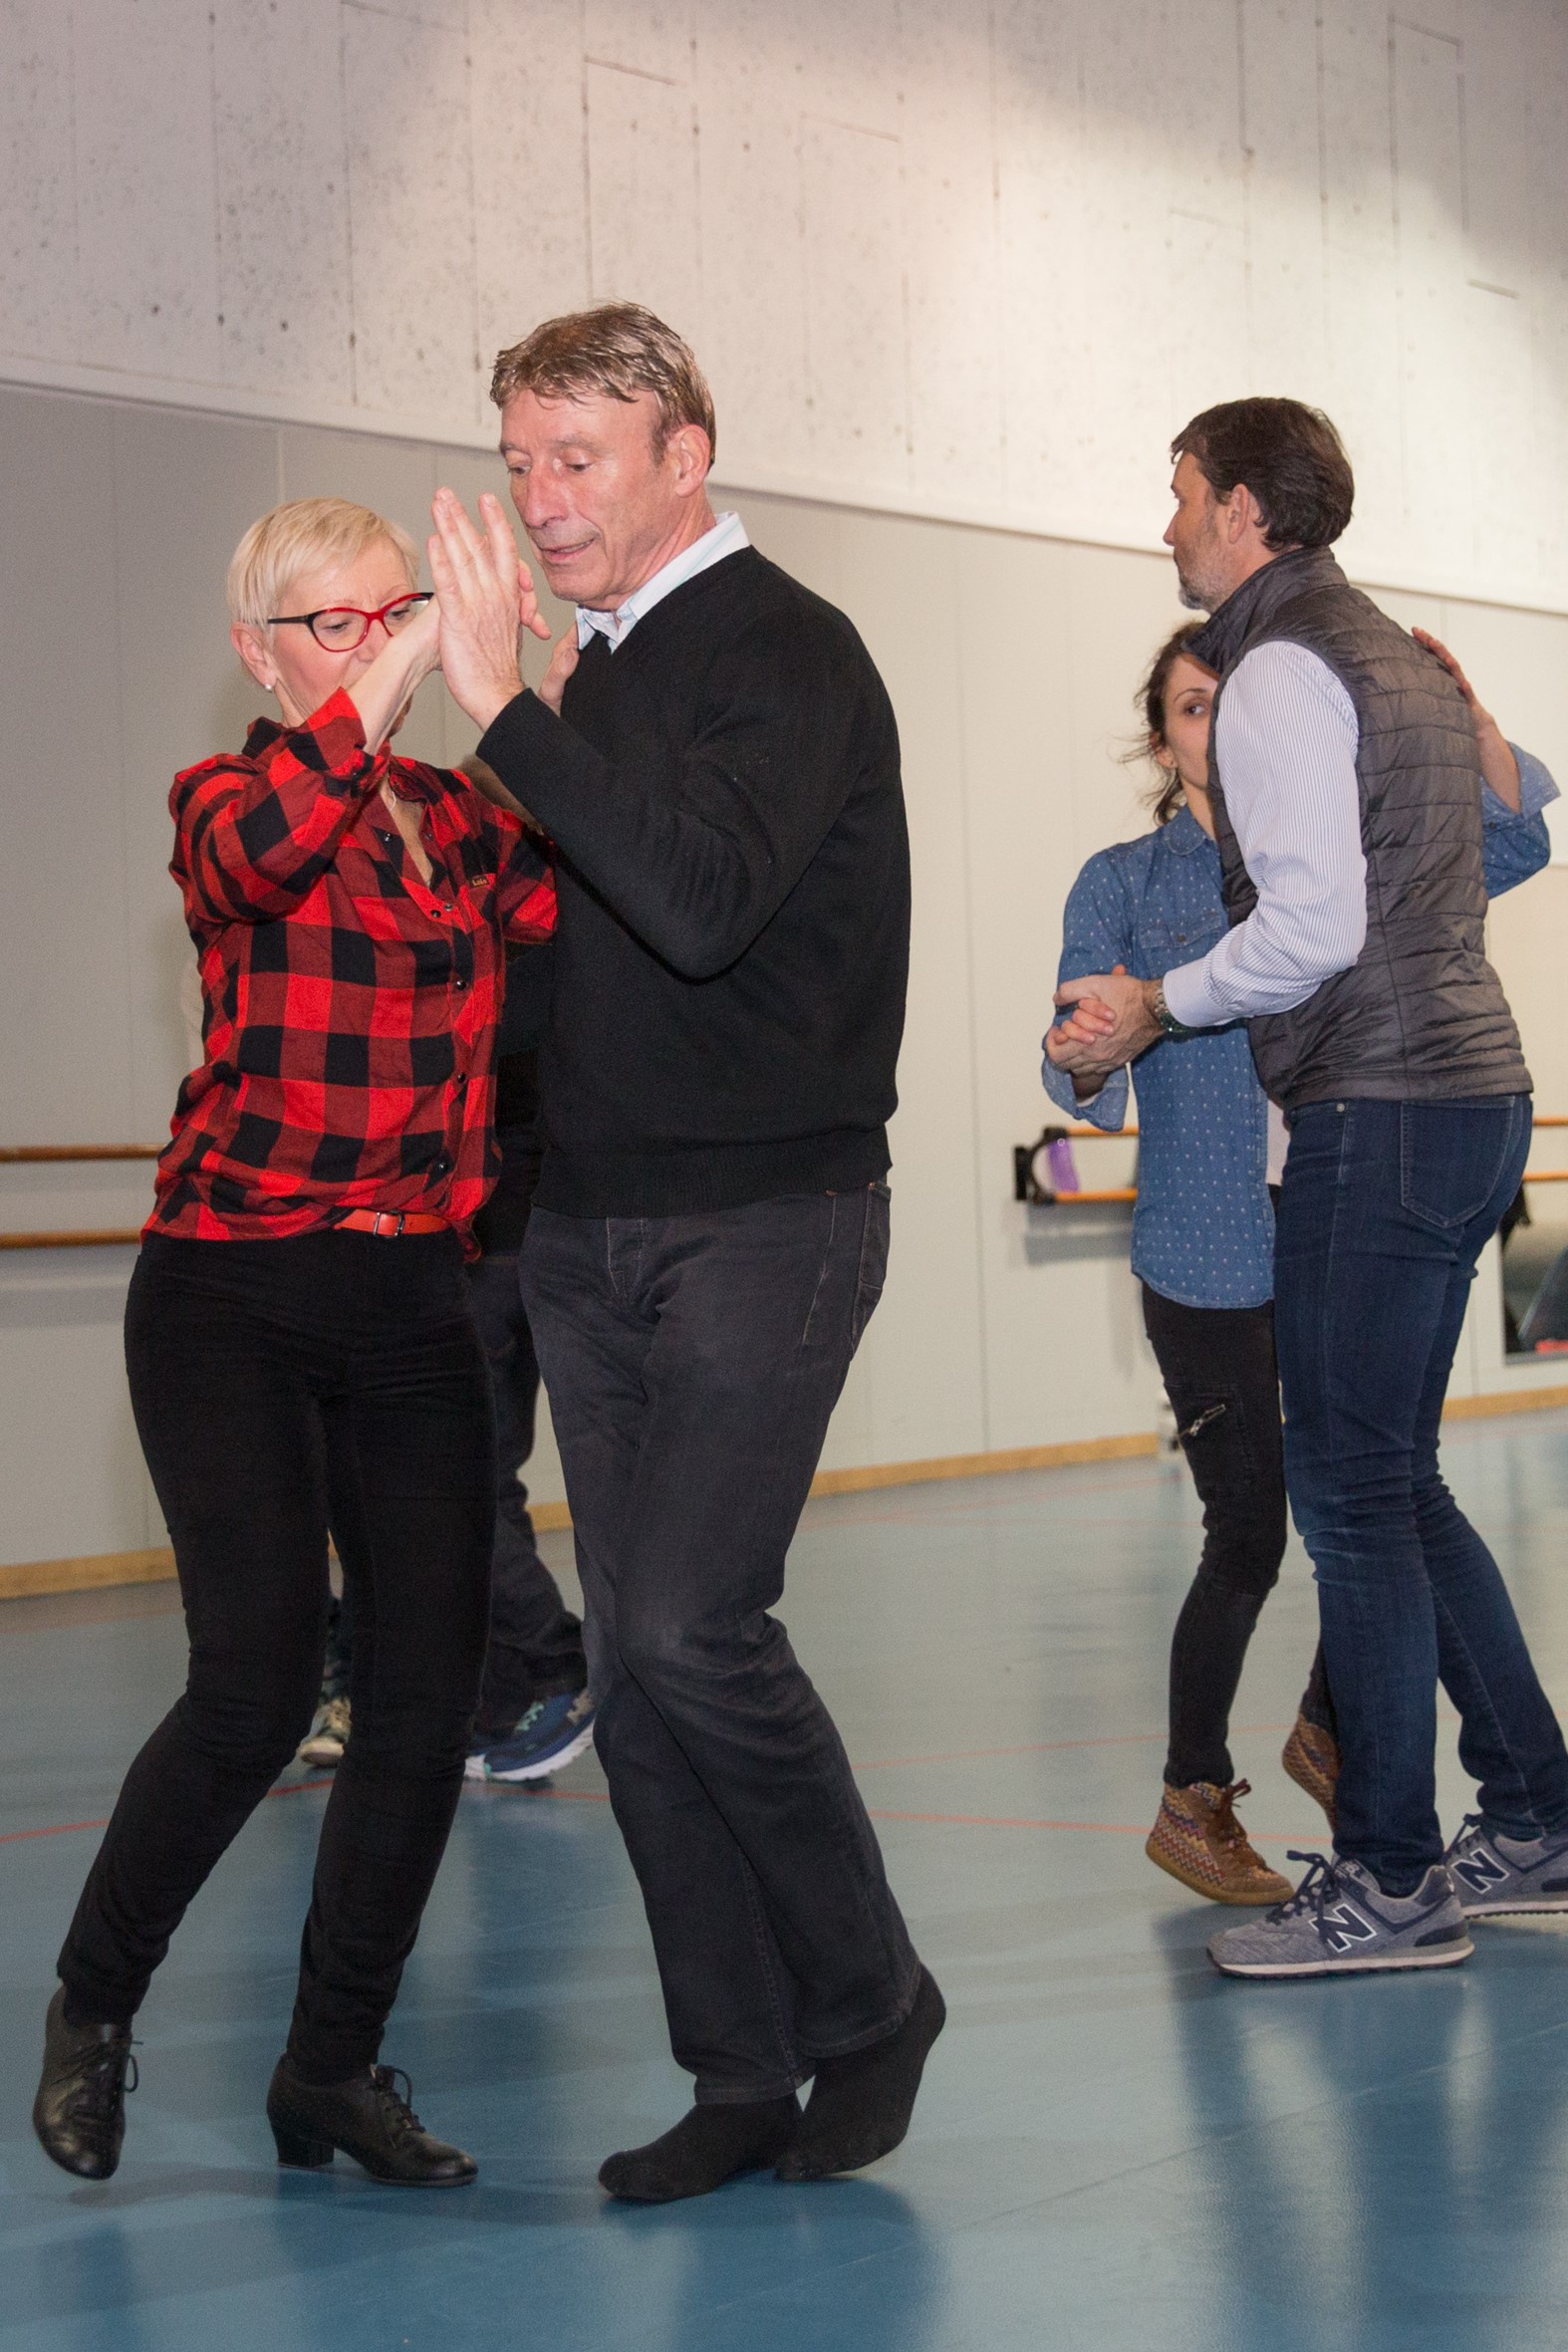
[266,592,434,652]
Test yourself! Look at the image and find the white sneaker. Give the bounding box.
[298,1696,351,1766]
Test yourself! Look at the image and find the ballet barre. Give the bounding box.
[1030,1115,1568,1207]
[0,1144,157,1250]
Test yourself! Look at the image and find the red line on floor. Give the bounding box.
[0,1781,1325,1848]
[479,1786,1328,1843]
[861,1805,1320,1842]
[0,1775,336,1847]
[849,1720,1294,1770]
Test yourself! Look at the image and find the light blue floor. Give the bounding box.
[7,1415,1568,2351]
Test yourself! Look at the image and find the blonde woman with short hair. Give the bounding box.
[34,497,555,2191]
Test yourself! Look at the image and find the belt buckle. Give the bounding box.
[372,1209,405,1238]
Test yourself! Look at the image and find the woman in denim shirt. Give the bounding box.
[1044,622,1557,1906]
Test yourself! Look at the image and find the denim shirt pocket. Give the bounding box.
[1138,915,1223,974]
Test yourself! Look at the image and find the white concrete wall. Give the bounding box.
[4,1,1568,608]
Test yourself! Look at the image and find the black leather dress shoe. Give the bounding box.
[33,1987,137,2181]
[266,2056,477,2187]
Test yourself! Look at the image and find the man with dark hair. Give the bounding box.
[1169,396,1354,559]
[1057,395,1568,1979]
[424,304,941,2198]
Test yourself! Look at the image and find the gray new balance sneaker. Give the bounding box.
[1207,1851,1473,1978]
[1445,1814,1568,1918]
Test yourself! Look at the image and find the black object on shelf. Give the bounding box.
[1013,1127,1081,1205]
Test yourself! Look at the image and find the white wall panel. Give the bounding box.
[785,0,904,142]
[899,12,1004,510]
[0,389,135,1149]
[470,0,592,376]
[828,509,988,1467]
[1239,1,1329,404]
[72,0,221,385]
[343,2,481,423]
[800,118,909,487]
[0,1256,158,1563]
[584,0,694,83]
[211,0,355,408]
[992,0,1089,529]
[1465,283,1538,586]
[0,1,77,365]
[1391,23,1471,582]
[110,404,279,1137]
[694,8,810,476]
[585,61,701,337]
[1316,0,1406,578]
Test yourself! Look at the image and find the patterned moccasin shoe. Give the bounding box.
[1146,1779,1293,1906]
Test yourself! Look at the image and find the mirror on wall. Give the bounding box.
[1501,1181,1568,1358]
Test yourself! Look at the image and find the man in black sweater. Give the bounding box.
[428,304,942,2203]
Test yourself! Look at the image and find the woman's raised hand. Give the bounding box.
[345,589,442,753]
[428,489,551,734]
[1412,626,1521,810]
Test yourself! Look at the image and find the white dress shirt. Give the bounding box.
[1162,641,1368,1031]
[575,510,750,653]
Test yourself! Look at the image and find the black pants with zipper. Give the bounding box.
[1142,1281,1331,1789]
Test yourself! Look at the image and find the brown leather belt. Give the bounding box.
[334,1209,450,1238]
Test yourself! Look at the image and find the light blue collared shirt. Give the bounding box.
[575,511,750,653]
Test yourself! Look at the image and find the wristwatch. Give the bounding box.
[1153,980,1198,1042]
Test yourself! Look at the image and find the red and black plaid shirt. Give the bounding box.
[148,689,556,1247]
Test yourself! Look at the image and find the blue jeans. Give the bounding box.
[520,1187,918,2101]
[1275,1096,1568,1893]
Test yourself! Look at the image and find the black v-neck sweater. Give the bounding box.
[477,547,911,1218]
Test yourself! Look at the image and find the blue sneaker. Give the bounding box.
[1207,1851,1473,1978]
[465,1690,596,1784]
[1445,1814,1568,1917]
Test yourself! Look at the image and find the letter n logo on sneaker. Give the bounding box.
[1454,1846,1508,1896]
[1321,1903,1378,1956]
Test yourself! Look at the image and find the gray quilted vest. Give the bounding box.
[1188,546,1529,1111]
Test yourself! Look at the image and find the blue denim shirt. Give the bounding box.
[1042,751,1557,1309]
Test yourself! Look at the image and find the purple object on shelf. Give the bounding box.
[1046,1137,1081,1194]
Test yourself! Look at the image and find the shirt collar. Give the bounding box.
[1164,804,1216,857]
[576,511,749,652]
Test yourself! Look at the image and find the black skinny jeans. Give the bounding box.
[320,1250,590,1730]
[59,1230,494,2082]
[1143,1282,1329,1788]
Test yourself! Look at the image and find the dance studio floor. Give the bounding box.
[7,1412,1568,2352]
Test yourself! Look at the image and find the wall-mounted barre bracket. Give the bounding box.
[1014,1126,1138,1207]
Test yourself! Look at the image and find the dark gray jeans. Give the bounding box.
[520,1184,918,2101]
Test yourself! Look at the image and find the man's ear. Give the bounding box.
[1226,483,1269,546]
[666,424,713,497]
[232,621,274,690]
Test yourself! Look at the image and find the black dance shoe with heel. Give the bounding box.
[266,2055,477,2187]
[33,1986,138,2181]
